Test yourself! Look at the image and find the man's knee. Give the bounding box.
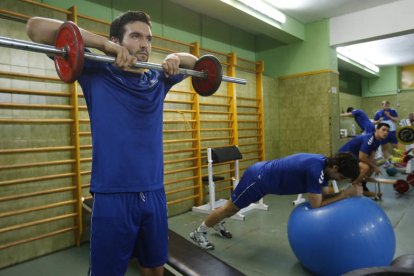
[139,265,164,276]
[359,162,369,172]
[223,200,239,217]
[359,164,373,178]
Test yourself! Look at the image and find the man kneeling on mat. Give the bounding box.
[190,152,362,250]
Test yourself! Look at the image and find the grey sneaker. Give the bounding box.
[213,221,232,239]
[190,230,215,250]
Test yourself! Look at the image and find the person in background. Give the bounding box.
[341,107,375,134]
[338,123,390,197]
[408,113,414,125]
[373,101,399,166]
[405,113,414,154]
[190,152,361,250]
[26,11,198,276]
[399,113,414,173]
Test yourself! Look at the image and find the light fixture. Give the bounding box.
[337,47,380,74]
[220,0,286,27]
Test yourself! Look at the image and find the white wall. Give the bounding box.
[330,0,414,46]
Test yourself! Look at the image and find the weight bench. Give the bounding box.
[81,198,244,276]
[192,145,268,220]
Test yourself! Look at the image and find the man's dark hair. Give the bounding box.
[377,122,390,130]
[110,11,151,41]
[346,107,354,113]
[327,152,359,181]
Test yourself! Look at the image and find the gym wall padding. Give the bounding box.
[278,71,340,156]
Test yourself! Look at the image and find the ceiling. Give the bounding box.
[268,0,414,67]
[170,0,414,69]
[261,0,400,24]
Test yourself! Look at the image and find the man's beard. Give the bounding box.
[134,51,149,62]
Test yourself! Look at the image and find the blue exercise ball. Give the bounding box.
[287,197,395,276]
[386,166,398,176]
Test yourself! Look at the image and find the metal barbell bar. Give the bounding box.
[0,26,246,95]
[83,52,247,84]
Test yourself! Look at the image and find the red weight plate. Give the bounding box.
[192,55,222,96]
[407,173,414,187]
[393,180,409,194]
[54,21,84,83]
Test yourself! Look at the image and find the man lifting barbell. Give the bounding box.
[24,11,207,276]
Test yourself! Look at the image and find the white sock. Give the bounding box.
[197,222,208,232]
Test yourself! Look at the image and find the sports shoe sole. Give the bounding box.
[215,229,232,239]
[189,232,215,250]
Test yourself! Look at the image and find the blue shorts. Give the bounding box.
[382,131,398,145]
[89,189,168,276]
[231,162,266,209]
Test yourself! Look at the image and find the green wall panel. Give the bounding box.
[281,15,305,41]
[339,70,362,96]
[231,28,256,61]
[110,0,164,35]
[162,1,201,44]
[200,16,232,54]
[257,20,336,77]
[43,0,113,21]
[362,66,399,97]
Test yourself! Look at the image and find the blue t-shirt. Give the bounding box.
[338,133,382,159]
[78,55,184,193]
[352,109,375,134]
[258,153,328,195]
[374,109,398,131]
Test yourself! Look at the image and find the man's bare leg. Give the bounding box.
[139,265,163,276]
[204,200,240,227]
[190,200,240,250]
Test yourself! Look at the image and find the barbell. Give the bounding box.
[367,173,414,194]
[0,21,247,96]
